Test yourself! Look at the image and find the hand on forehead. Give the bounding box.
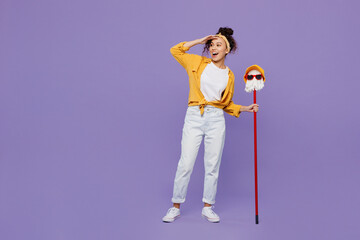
[212,37,226,45]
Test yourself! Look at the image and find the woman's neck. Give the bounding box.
[212,59,226,69]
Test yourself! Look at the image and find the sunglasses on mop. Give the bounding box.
[246,74,263,80]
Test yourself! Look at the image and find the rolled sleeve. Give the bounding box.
[170,41,201,70]
[223,100,242,118]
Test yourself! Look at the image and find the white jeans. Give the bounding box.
[171,105,226,205]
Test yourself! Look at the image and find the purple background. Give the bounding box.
[1,0,359,239]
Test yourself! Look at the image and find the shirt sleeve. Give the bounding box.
[170,41,202,71]
[223,100,242,118]
[222,71,242,118]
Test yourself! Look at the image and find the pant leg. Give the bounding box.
[172,107,204,203]
[202,108,226,204]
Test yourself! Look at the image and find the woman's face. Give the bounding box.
[210,37,228,61]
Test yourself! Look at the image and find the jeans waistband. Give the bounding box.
[188,105,217,109]
[188,105,223,113]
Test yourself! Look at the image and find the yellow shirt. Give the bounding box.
[170,41,242,117]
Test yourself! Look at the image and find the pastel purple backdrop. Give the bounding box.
[1,0,359,239]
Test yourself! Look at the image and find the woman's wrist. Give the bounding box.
[183,39,201,49]
[240,104,259,113]
[240,106,248,112]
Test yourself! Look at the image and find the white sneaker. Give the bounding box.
[202,206,220,223]
[162,207,180,223]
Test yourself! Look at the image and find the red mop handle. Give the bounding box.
[254,90,259,224]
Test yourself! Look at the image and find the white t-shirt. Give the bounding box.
[200,62,229,102]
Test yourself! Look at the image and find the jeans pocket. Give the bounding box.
[187,106,199,115]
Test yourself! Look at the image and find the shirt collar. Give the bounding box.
[198,57,234,78]
[205,57,232,74]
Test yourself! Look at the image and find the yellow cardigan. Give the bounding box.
[170,41,242,118]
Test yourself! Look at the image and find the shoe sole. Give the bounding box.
[162,215,180,223]
[202,214,220,223]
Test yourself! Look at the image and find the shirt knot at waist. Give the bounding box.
[199,98,209,116]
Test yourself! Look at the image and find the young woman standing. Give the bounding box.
[162,27,259,223]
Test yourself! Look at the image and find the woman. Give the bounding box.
[162,27,259,223]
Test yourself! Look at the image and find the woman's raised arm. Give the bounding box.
[183,35,216,48]
[170,35,217,70]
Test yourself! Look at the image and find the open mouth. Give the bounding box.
[212,52,218,56]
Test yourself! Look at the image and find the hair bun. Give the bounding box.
[218,27,233,36]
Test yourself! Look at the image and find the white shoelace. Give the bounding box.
[168,207,178,215]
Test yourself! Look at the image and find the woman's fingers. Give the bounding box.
[249,105,259,112]
[202,35,216,43]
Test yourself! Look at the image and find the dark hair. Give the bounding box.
[202,27,237,55]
